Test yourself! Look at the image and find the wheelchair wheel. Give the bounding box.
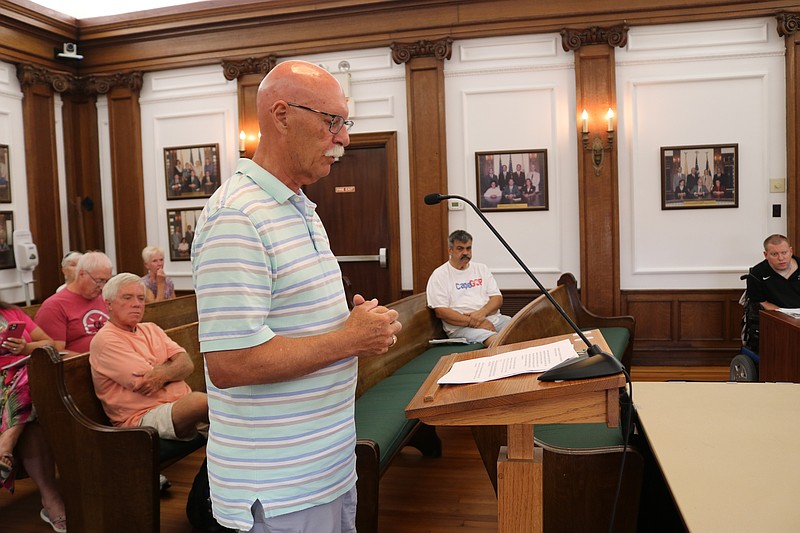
[730,353,758,382]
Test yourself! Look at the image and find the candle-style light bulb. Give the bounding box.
[581,109,588,133]
[239,130,246,152]
[606,108,614,132]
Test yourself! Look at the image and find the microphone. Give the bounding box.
[425,192,624,381]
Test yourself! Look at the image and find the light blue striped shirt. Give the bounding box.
[192,159,356,529]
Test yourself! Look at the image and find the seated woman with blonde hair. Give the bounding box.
[0,303,66,532]
[141,245,175,303]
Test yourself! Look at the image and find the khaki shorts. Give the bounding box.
[139,402,195,441]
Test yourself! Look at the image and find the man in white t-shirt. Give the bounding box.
[426,230,511,345]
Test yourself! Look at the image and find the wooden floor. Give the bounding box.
[0,365,728,532]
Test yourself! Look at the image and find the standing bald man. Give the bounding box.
[192,61,402,532]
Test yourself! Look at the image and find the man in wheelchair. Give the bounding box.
[732,234,800,380]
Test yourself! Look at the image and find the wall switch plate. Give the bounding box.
[770,178,786,193]
[448,199,465,211]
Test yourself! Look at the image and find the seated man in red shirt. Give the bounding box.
[89,273,207,441]
[35,251,112,355]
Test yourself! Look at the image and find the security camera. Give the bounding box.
[56,42,83,60]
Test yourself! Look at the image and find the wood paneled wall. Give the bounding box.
[623,289,743,366]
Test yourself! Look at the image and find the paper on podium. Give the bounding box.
[777,308,800,319]
[436,339,580,384]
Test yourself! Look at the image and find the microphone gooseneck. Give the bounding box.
[424,192,624,381]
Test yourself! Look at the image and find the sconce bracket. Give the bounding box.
[582,131,614,176]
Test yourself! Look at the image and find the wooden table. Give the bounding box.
[405,331,625,533]
[635,381,800,532]
[759,310,800,382]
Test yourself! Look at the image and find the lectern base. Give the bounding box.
[497,445,543,533]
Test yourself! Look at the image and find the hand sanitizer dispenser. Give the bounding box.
[13,230,38,305]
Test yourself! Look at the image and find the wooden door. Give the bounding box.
[304,132,401,305]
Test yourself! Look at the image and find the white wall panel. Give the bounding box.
[617,17,786,290]
[445,35,579,290]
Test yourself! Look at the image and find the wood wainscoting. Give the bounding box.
[408,287,743,367]
[622,288,743,366]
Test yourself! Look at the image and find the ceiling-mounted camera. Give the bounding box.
[56,42,83,60]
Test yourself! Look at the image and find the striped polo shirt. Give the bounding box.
[192,159,356,530]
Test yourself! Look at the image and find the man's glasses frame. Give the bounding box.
[287,102,354,134]
[85,271,110,287]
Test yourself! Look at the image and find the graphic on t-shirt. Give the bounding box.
[454,278,483,290]
[83,310,109,335]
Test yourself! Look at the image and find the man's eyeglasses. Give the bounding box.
[287,103,354,134]
[85,272,110,287]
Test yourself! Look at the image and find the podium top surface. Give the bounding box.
[405,330,625,427]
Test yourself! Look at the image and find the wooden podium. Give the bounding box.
[405,331,625,533]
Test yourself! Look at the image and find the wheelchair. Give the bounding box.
[729,273,761,382]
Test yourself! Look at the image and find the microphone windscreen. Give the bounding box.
[424,193,443,205]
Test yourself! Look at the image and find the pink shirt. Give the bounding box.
[35,289,108,353]
[89,321,191,427]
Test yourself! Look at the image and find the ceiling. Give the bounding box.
[29,0,202,19]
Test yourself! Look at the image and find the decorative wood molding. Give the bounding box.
[83,72,143,95]
[221,56,276,81]
[560,24,628,52]
[16,63,75,93]
[16,63,142,95]
[391,38,453,64]
[777,13,800,37]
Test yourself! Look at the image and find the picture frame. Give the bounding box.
[166,208,203,262]
[476,149,548,212]
[164,144,220,200]
[0,211,14,269]
[0,145,11,203]
[661,144,738,210]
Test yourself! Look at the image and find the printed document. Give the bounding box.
[437,339,580,385]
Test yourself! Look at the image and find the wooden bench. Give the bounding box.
[27,292,479,533]
[21,293,197,331]
[472,272,642,532]
[27,322,206,533]
[353,292,482,533]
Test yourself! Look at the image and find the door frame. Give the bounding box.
[346,131,402,303]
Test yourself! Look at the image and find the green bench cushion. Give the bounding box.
[391,343,484,376]
[355,374,430,471]
[534,422,625,449]
[590,327,629,363]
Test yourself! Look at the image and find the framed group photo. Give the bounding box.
[0,144,11,203]
[475,149,548,212]
[0,211,14,269]
[166,208,203,261]
[164,144,220,199]
[661,144,738,210]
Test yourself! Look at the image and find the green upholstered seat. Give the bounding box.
[391,343,484,376]
[355,374,430,470]
[592,327,630,363]
[534,422,625,449]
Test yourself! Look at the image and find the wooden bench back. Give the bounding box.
[490,284,576,347]
[21,302,41,320]
[164,321,205,392]
[356,292,444,398]
[142,293,197,330]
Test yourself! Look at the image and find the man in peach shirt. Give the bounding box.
[89,273,207,440]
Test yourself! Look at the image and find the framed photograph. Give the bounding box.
[0,211,14,269]
[166,208,203,262]
[475,149,548,212]
[0,145,11,203]
[661,144,738,210]
[164,144,220,200]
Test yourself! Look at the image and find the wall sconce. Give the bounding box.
[581,108,615,176]
[239,130,260,157]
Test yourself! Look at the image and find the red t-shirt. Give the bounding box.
[35,289,108,353]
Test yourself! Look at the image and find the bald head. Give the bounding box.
[252,60,350,190]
